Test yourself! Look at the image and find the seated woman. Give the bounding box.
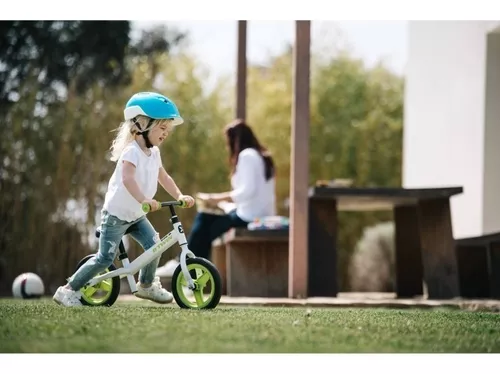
[188,118,277,260]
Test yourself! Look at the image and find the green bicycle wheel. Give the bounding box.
[171,257,222,309]
[75,254,121,307]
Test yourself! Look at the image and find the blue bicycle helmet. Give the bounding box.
[124,92,184,126]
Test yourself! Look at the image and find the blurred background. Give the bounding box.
[0,20,409,296]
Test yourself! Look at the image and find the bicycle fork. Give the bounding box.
[171,216,196,290]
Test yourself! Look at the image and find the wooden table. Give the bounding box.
[455,231,500,299]
[308,186,464,299]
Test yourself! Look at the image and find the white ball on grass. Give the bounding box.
[12,272,45,299]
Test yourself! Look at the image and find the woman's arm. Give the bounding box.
[205,151,259,204]
[202,151,260,205]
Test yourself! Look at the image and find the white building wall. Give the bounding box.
[404,21,500,239]
[482,31,500,234]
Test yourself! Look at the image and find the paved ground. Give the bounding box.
[118,292,500,312]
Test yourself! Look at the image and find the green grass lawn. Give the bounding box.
[1,298,499,353]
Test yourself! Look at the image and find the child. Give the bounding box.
[53,92,195,307]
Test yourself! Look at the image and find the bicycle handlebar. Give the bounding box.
[141,200,187,213]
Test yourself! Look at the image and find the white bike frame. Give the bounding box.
[86,207,197,293]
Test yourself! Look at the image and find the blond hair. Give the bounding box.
[109,115,175,162]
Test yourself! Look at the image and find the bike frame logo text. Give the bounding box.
[152,232,174,253]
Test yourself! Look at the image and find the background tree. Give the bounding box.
[246,48,404,291]
[0,22,404,295]
[0,22,186,295]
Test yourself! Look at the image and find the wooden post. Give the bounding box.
[289,20,311,298]
[236,20,247,120]
[418,198,461,299]
[394,205,424,297]
[308,197,338,296]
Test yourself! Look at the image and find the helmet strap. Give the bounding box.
[142,131,154,149]
[133,117,155,148]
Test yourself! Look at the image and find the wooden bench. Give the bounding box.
[212,228,289,297]
[455,232,500,299]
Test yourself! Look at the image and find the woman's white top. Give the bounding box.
[103,141,161,222]
[229,148,276,222]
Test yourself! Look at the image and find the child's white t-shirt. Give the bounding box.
[103,140,162,222]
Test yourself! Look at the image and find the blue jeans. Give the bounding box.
[68,210,160,290]
[187,209,249,260]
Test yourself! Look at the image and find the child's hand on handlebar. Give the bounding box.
[142,199,161,212]
[178,194,195,208]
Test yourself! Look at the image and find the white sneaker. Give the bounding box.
[53,286,83,307]
[134,276,173,304]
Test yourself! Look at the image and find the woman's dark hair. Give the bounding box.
[224,118,275,181]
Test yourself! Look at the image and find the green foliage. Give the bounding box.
[0,24,404,294]
[245,49,403,290]
[0,21,130,107]
[247,50,294,212]
[0,24,187,295]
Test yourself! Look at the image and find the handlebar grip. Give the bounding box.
[143,200,188,213]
